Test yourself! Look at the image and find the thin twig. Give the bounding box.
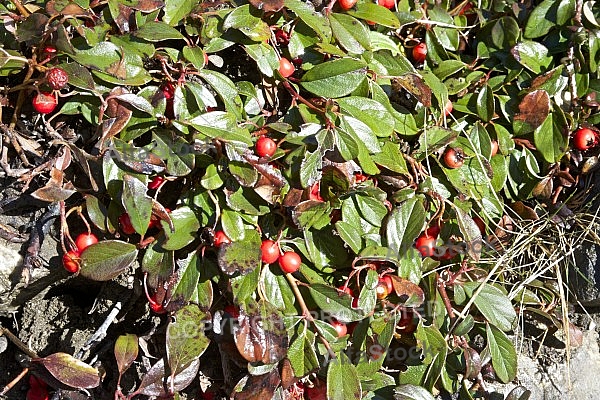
[75,301,122,359]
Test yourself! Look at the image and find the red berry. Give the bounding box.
[32,92,58,114]
[213,230,231,247]
[255,136,277,158]
[425,223,441,238]
[278,58,296,78]
[415,234,437,257]
[261,239,280,264]
[46,67,68,90]
[381,275,394,294]
[573,127,598,151]
[377,0,395,9]
[443,98,453,116]
[119,213,136,235]
[339,0,358,9]
[279,251,301,273]
[443,147,465,169]
[148,175,165,190]
[75,233,98,252]
[309,182,324,201]
[339,286,358,307]
[162,82,175,100]
[330,319,348,337]
[397,309,416,333]
[224,305,240,318]
[27,387,49,400]
[412,43,427,63]
[62,250,80,273]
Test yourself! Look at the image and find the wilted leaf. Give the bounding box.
[485,323,517,383]
[233,300,288,364]
[389,275,425,307]
[166,305,210,377]
[218,229,262,275]
[137,358,200,396]
[232,370,281,400]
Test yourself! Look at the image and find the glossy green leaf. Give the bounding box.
[223,5,271,41]
[121,175,152,236]
[414,323,447,390]
[385,197,426,258]
[80,240,138,281]
[486,323,518,383]
[329,13,371,54]
[511,41,553,73]
[288,327,320,377]
[463,282,517,332]
[161,206,201,250]
[327,352,362,400]
[114,334,138,376]
[134,21,184,41]
[337,97,394,138]
[347,3,401,28]
[301,58,367,98]
[533,113,567,163]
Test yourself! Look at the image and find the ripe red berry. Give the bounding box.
[62,250,81,273]
[32,92,58,114]
[381,275,394,294]
[255,136,277,158]
[75,233,98,252]
[278,58,296,78]
[261,239,280,264]
[224,305,240,318]
[415,234,437,257]
[330,319,348,337]
[339,0,358,9]
[119,213,136,235]
[412,43,427,63]
[443,147,465,169]
[397,309,416,333]
[148,175,165,190]
[213,230,231,247]
[339,286,359,307]
[162,82,175,100]
[573,127,598,151]
[309,182,324,201]
[46,67,69,90]
[377,0,395,9]
[425,223,441,238]
[279,251,301,273]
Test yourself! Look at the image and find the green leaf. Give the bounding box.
[511,41,553,73]
[284,0,332,40]
[121,175,153,236]
[414,127,458,160]
[385,197,426,258]
[524,0,575,39]
[476,85,494,122]
[300,148,323,188]
[463,282,517,332]
[230,264,261,302]
[182,46,207,70]
[163,0,196,25]
[201,164,224,190]
[80,240,138,281]
[288,327,320,377]
[170,252,201,306]
[59,62,95,91]
[161,206,201,250]
[394,384,436,400]
[414,323,447,390]
[329,13,371,55]
[245,43,279,77]
[337,97,394,138]
[533,113,567,163]
[301,58,367,98]
[336,221,363,254]
[371,142,408,174]
[327,352,362,400]
[261,265,295,312]
[198,70,244,119]
[114,334,138,376]
[217,229,262,275]
[134,21,184,41]
[166,305,210,376]
[221,208,245,241]
[485,323,517,383]
[152,131,196,176]
[307,284,364,322]
[223,5,271,42]
[347,3,401,28]
[453,205,483,261]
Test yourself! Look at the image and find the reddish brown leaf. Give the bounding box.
[33,353,100,389]
[532,176,553,199]
[391,73,432,107]
[128,0,164,12]
[280,358,297,390]
[234,300,288,364]
[511,201,538,220]
[388,275,425,307]
[464,347,482,379]
[247,0,285,12]
[514,90,550,131]
[232,370,281,400]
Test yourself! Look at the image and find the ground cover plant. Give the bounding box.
[1,0,600,398]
